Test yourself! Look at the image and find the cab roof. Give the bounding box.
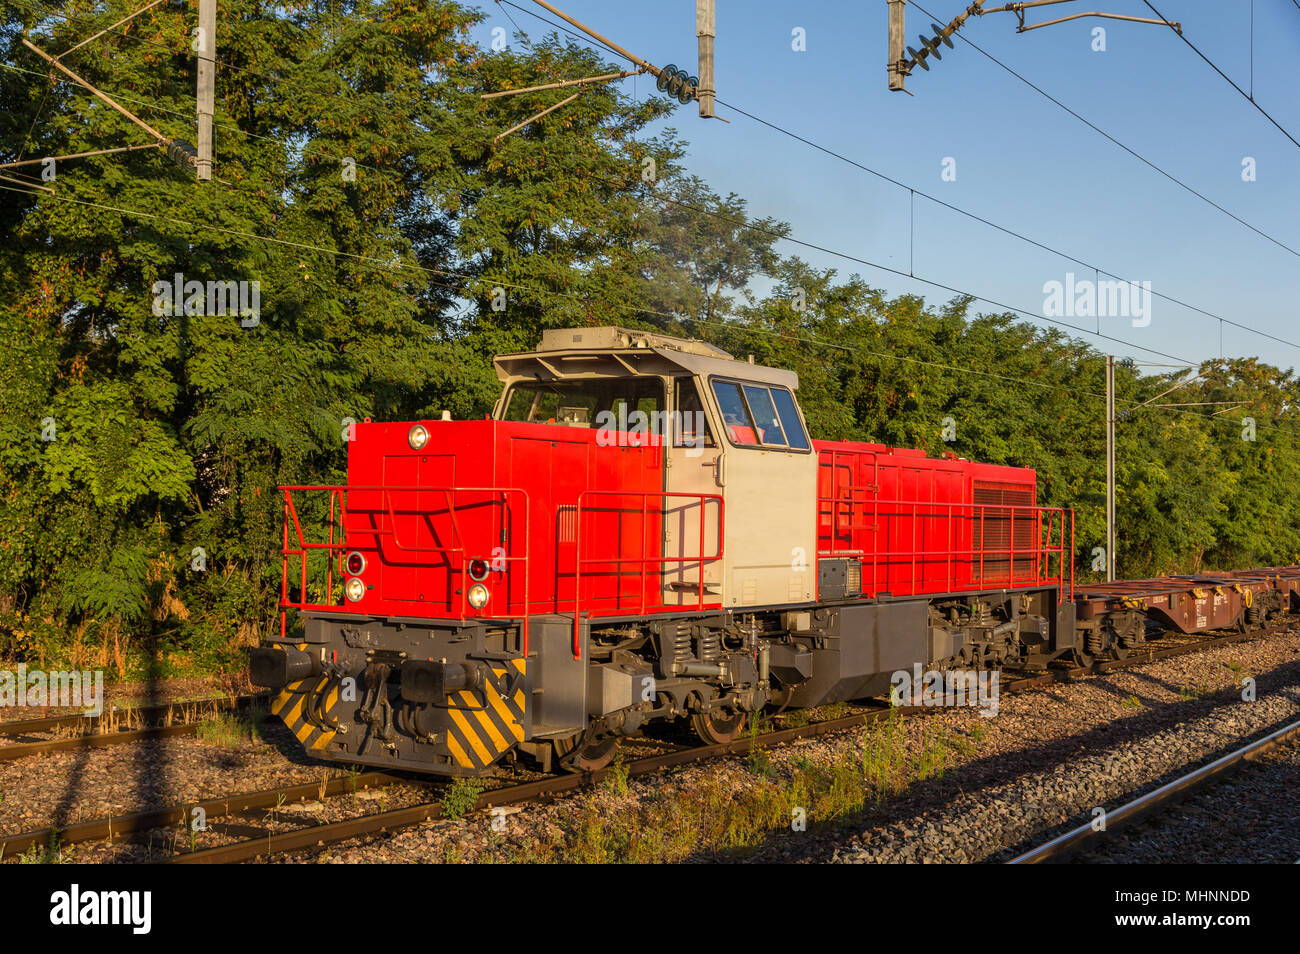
[494,326,800,390]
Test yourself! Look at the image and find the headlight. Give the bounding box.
[468,559,490,582]
[407,424,429,450]
[344,551,366,575]
[345,577,365,603]
[467,584,489,609]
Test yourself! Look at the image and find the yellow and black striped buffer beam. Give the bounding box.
[271,643,342,752]
[444,658,527,771]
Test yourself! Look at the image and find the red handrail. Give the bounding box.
[815,495,1073,601]
[572,490,725,660]
[279,484,533,652]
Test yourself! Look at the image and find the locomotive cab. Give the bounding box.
[492,326,818,611]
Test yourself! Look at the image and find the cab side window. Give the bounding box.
[709,379,810,452]
[674,379,716,448]
[770,388,810,450]
[742,385,787,447]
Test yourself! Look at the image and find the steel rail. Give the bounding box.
[0,770,407,858]
[0,693,267,738]
[1008,716,1300,864]
[0,694,268,762]
[170,705,925,864]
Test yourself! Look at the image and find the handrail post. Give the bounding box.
[327,490,336,603]
[573,494,583,659]
[1010,507,1016,586]
[698,495,706,613]
[640,493,650,619]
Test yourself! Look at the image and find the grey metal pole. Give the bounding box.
[1106,354,1115,582]
[887,0,907,91]
[696,0,715,118]
[196,0,216,181]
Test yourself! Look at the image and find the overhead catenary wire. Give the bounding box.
[0,179,1100,396]
[503,0,1300,357]
[907,0,1300,263]
[0,66,1206,370]
[5,179,1289,441]
[1140,0,1300,150]
[13,0,1300,362]
[5,6,1294,435]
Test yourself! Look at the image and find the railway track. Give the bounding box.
[1008,716,1300,864]
[0,622,1273,766]
[0,693,268,763]
[177,620,1298,864]
[3,616,1293,863]
[171,705,908,863]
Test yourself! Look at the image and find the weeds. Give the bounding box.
[526,708,969,863]
[440,777,486,820]
[19,830,68,864]
[745,718,777,779]
[779,708,810,729]
[196,704,268,747]
[602,753,629,797]
[822,701,849,721]
[1178,680,1216,701]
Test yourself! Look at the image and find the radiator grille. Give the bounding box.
[972,481,1036,582]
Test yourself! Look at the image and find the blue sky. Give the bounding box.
[472,1,1300,370]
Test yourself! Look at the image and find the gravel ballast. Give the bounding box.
[4,629,1298,863]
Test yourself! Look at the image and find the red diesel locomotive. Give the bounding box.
[250,327,1299,775]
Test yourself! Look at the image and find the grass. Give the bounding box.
[745,717,777,779]
[777,708,810,729]
[1121,694,1144,709]
[1177,680,1216,701]
[602,752,629,796]
[18,830,69,864]
[439,777,486,820]
[498,708,971,863]
[1224,659,1255,694]
[821,701,849,720]
[195,703,269,747]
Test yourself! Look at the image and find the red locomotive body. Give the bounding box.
[309,419,715,629]
[256,327,1078,775]
[815,441,1071,600]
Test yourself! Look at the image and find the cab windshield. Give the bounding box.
[502,379,663,428]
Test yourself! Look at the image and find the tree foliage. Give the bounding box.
[1,1,1296,672]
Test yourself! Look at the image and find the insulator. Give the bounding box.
[678,75,698,104]
[657,64,678,92]
[165,138,197,168]
[907,46,930,70]
[932,23,954,48]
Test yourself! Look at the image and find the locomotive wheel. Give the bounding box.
[553,732,619,773]
[691,707,746,745]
